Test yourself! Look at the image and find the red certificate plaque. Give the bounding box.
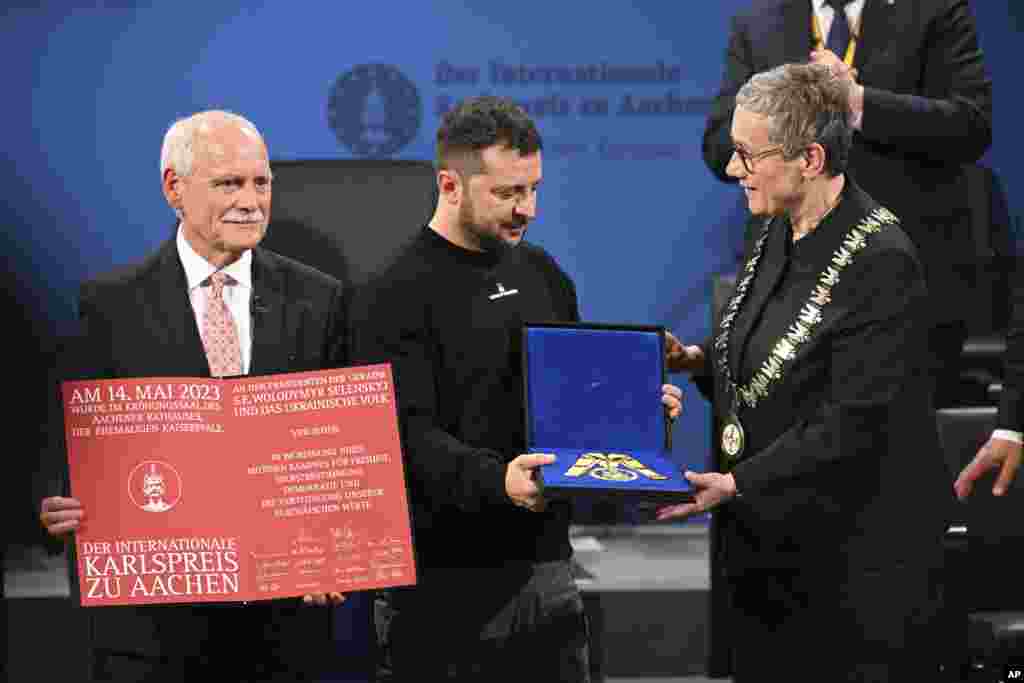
[61,365,416,606]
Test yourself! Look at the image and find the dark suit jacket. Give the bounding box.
[999,255,1024,431]
[54,237,346,660]
[709,179,953,572]
[703,0,993,324]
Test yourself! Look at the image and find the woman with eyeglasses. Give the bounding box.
[659,62,953,680]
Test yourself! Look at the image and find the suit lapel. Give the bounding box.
[146,239,210,376]
[729,180,876,380]
[249,248,295,376]
[729,218,789,380]
[855,0,901,72]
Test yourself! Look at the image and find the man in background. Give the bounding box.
[956,255,1023,498]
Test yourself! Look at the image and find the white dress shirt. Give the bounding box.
[813,0,866,44]
[176,226,253,375]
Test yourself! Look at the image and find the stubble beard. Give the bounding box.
[459,199,521,256]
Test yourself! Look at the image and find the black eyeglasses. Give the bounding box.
[730,145,785,174]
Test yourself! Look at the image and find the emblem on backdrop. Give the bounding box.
[328,64,421,157]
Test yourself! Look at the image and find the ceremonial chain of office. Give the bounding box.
[715,207,900,410]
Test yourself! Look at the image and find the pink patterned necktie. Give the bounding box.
[201,271,242,377]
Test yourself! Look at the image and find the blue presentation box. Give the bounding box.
[522,322,693,502]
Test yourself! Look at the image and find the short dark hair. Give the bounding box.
[436,96,543,175]
[736,62,853,176]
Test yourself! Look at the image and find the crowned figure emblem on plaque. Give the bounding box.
[128,461,182,513]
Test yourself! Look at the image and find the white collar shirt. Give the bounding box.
[176,226,253,375]
[813,0,867,44]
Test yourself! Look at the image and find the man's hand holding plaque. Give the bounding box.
[40,495,84,537]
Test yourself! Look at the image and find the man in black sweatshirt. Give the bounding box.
[350,96,681,681]
[350,94,585,681]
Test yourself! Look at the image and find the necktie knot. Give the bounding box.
[825,0,849,11]
[208,271,232,300]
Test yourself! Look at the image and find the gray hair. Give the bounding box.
[159,110,263,178]
[735,62,853,176]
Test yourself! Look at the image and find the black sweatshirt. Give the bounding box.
[350,227,580,569]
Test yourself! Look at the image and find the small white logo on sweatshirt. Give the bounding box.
[488,282,520,301]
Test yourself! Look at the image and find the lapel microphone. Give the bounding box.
[251,294,270,315]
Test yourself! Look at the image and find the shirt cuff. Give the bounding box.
[992,429,1023,444]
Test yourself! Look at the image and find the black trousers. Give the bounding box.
[930,320,969,409]
[92,650,319,683]
[384,561,590,682]
[726,557,947,682]
[90,602,332,682]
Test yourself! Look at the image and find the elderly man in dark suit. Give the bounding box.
[38,110,345,682]
[703,0,993,407]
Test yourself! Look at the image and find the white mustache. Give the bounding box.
[222,210,265,223]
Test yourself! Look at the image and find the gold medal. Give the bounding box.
[565,452,667,482]
[721,416,746,463]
